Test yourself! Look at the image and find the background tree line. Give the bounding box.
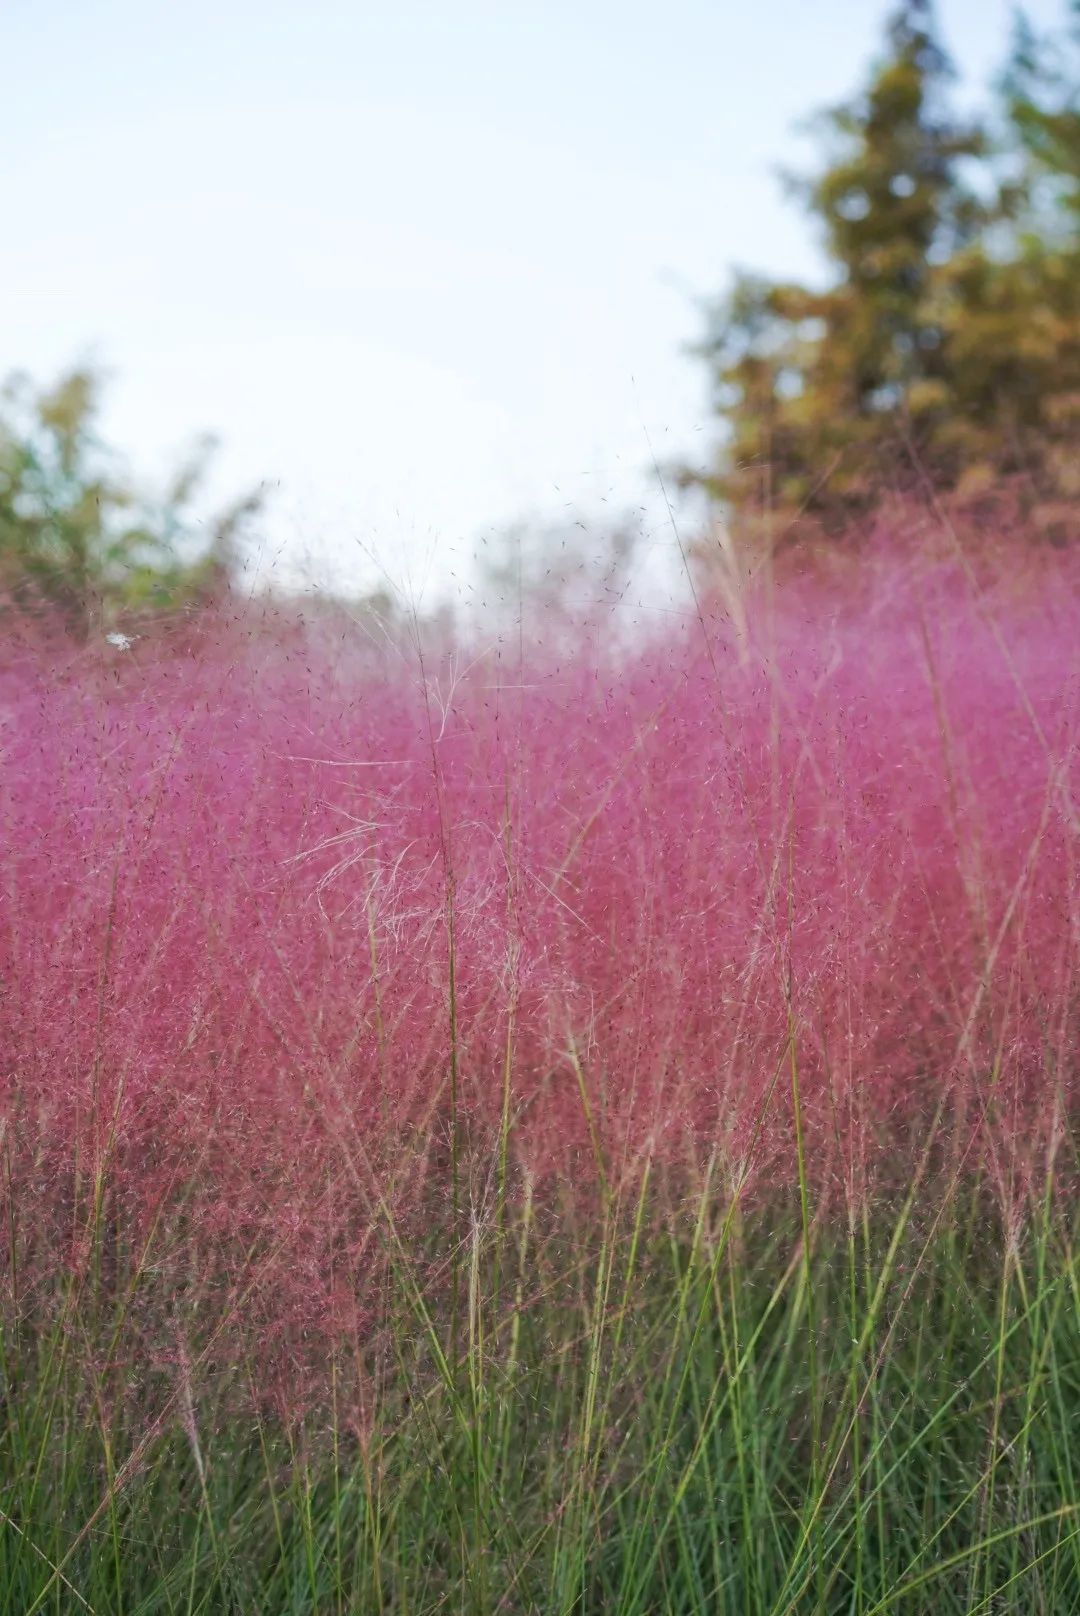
[688,0,1080,554]
[3,0,1079,636]
[0,367,263,637]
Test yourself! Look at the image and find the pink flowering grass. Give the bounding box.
[1,539,1077,1358]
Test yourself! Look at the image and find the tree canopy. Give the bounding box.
[0,366,264,638]
[689,0,1080,551]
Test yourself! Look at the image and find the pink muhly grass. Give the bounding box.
[0,540,1076,1354]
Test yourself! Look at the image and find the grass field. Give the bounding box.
[1,538,1078,1612]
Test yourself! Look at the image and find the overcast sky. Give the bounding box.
[3,0,1067,608]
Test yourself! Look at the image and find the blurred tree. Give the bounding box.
[0,366,264,637]
[688,0,1080,551]
[689,0,985,542]
[953,0,1080,537]
[1005,0,1080,229]
[467,511,648,659]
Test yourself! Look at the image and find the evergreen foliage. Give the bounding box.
[690,0,1080,549]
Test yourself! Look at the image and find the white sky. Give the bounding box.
[3,0,1067,608]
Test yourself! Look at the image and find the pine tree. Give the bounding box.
[922,1,1080,537]
[1005,1,1080,231]
[689,0,1080,552]
[690,0,986,545]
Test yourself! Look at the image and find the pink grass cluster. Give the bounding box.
[1,541,1077,1350]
